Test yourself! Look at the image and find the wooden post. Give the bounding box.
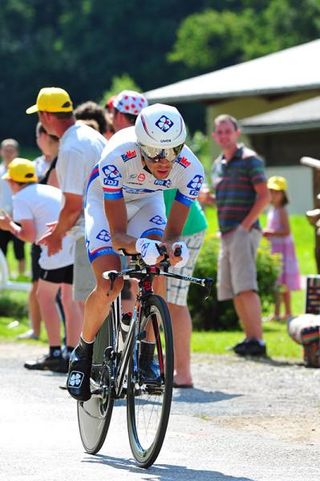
[301,157,320,273]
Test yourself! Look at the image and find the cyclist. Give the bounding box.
[67,103,205,401]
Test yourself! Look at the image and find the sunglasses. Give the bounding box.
[139,143,184,163]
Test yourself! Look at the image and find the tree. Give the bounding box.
[168,0,320,72]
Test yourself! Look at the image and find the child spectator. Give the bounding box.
[263,176,301,321]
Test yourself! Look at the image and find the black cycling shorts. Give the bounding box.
[39,264,73,284]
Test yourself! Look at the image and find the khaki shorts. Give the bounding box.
[217,226,261,301]
[166,230,206,306]
[73,237,96,301]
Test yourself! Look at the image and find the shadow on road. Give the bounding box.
[245,356,304,368]
[83,454,254,481]
[172,388,242,404]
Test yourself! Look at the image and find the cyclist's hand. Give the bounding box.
[170,241,189,268]
[135,238,162,265]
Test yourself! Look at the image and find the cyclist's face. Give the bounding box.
[144,156,174,179]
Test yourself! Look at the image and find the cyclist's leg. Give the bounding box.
[68,197,123,401]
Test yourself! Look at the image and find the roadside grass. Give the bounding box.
[0,209,316,362]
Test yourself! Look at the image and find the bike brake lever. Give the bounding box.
[203,277,213,300]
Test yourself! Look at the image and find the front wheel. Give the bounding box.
[77,315,114,454]
[127,295,174,468]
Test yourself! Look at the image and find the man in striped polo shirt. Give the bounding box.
[212,114,270,357]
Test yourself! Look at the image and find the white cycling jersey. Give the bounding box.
[85,126,204,262]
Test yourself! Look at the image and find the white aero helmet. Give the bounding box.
[135,103,186,149]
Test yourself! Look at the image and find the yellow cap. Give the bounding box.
[267,176,287,191]
[26,87,73,114]
[2,158,38,183]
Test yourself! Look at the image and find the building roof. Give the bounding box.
[145,40,320,103]
[240,96,320,134]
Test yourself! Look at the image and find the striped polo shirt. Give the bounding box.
[212,144,266,235]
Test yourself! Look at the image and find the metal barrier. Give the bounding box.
[0,249,31,292]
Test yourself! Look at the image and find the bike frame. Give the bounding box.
[101,259,212,401]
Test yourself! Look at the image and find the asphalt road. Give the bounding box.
[1,342,319,481]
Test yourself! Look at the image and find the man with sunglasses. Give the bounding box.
[67,103,205,401]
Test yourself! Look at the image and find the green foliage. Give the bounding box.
[0,291,28,319]
[99,74,141,106]
[169,1,320,72]
[188,234,280,330]
[187,130,211,175]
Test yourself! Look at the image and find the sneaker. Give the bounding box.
[24,353,68,373]
[139,342,161,384]
[233,339,267,357]
[67,339,93,402]
[17,329,39,340]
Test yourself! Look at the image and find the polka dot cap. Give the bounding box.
[113,90,148,116]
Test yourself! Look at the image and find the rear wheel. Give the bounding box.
[127,295,173,468]
[77,315,114,454]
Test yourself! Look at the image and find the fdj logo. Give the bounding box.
[155,115,174,132]
[154,179,171,187]
[102,164,121,186]
[150,215,166,226]
[96,229,111,242]
[187,175,204,196]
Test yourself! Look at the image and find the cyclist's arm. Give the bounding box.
[104,197,138,253]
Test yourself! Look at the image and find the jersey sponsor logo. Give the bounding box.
[96,229,111,242]
[155,115,174,132]
[176,155,191,168]
[121,150,137,162]
[150,215,166,226]
[154,178,172,187]
[140,241,150,257]
[187,174,204,196]
[102,164,121,187]
[138,173,146,182]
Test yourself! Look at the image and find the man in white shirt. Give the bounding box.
[25,87,107,305]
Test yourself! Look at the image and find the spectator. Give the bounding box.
[164,189,208,387]
[0,158,82,372]
[104,95,116,139]
[0,138,26,276]
[211,114,270,357]
[74,101,107,135]
[25,87,107,308]
[18,123,60,340]
[263,176,301,321]
[34,122,60,186]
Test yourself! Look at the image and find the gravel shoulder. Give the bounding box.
[1,341,319,481]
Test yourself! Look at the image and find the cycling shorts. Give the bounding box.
[85,194,167,263]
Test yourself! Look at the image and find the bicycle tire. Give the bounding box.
[126,294,174,468]
[77,315,114,454]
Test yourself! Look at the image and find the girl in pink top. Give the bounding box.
[263,176,300,321]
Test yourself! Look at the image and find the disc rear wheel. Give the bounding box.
[77,316,114,454]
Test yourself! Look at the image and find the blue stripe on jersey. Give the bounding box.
[103,190,123,200]
[86,164,99,195]
[175,190,193,207]
[140,228,164,238]
[88,246,119,263]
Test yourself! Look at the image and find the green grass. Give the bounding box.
[192,321,301,359]
[0,209,316,361]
